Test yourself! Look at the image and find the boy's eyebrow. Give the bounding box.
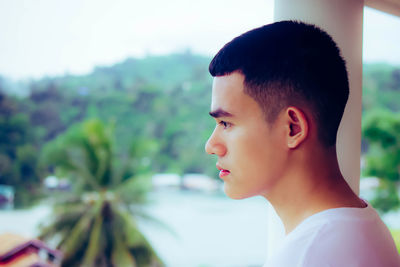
[209,108,234,118]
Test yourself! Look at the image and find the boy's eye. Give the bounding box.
[219,121,231,129]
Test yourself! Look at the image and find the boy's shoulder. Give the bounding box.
[265,203,400,267]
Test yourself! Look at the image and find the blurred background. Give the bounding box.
[0,0,399,266]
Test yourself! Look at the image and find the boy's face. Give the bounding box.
[205,72,288,199]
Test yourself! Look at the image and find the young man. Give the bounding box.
[205,21,400,267]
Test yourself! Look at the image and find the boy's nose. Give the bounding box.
[205,132,226,157]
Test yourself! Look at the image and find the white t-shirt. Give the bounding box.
[263,201,400,267]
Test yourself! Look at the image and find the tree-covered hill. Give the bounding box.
[0,52,217,206]
[1,55,400,211]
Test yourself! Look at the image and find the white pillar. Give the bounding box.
[266,0,364,260]
[274,0,364,193]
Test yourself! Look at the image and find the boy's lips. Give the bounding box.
[216,163,230,178]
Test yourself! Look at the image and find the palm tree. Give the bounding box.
[39,119,165,267]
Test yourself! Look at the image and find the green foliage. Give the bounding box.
[390,229,400,254]
[363,64,400,112]
[42,119,114,190]
[39,119,164,266]
[361,64,400,213]
[1,52,220,208]
[0,92,43,207]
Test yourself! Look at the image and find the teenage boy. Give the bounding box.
[205,21,400,266]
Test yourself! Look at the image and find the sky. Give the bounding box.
[0,0,399,80]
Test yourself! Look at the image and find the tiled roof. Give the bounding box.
[0,233,62,267]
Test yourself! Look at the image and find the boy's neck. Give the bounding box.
[263,146,366,235]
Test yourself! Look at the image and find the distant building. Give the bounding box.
[43,176,71,192]
[0,185,14,210]
[181,173,221,193]
[152,173,222,193]
[0,233,62,267]
[152,173,181,190]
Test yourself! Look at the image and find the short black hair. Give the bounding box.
[209,20,349,147]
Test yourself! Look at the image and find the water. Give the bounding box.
[0,203,50,237]
[0,190,270,267]
[2,189,397,267]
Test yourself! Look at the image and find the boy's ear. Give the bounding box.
[285,107,309,149]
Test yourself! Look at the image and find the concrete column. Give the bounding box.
[266,0,364,260]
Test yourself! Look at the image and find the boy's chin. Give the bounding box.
[223,184,256,200]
